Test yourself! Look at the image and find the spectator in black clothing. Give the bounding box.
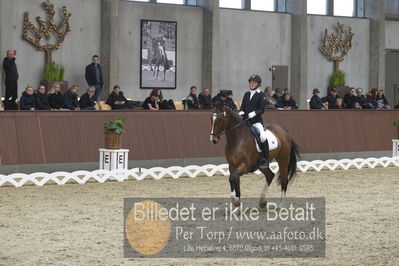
[212,90,228,105]
[48,83,64,109]
[343,87,357,109]
[185,86,200,109]
[272,88,282,107]
[63,85,80,110]
[272,88,282,101]
[199,88,212,109]
[309,88,327,109]
[355,88,368,109]
[277,92,297,110]
[20,85,35,110]
[143,90,160,110]
[106,85,132,110]
[153,88,175,109]
[3,50,19,110]
[322,87,340,109]
[394,100,399,109]
[85,55,103,102]
[332,98,345,109]
[79,87,97,110]
[376,90,390,109]
[224,90,237,111]
[34,85,51,110]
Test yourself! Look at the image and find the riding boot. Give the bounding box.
[259,139,270,169]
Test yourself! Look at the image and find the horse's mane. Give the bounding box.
[223,106,242,123]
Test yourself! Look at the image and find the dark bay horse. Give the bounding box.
[151,38,169,81]
[210,102,299,208]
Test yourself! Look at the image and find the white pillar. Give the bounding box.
[99,148,129,171]
[393,140,399,158]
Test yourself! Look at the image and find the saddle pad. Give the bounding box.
[255,129,279,153]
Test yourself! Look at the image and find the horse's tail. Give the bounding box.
[287,139,299,183]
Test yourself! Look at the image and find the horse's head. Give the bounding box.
[210,101,228,144]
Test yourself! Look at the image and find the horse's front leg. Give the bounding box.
[229,170,241,207]
[259,168,275,208]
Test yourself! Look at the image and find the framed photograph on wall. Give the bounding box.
[140,20,177,89]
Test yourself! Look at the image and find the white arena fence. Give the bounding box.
[1,157,398,188]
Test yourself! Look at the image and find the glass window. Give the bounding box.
[334,0,354,16]
[307,0,328,15]
[157,0,184,4]
[219,0,243,9]
[251,0,274,11]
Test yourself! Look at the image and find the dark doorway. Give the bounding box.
[271,65,288,90]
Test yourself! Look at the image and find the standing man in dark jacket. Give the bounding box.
[3,50,19,110]
[239,74,268,169]
[85,55,103,102]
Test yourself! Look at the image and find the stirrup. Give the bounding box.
[259,158,269,169]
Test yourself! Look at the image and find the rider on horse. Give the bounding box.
[238,74,269,169]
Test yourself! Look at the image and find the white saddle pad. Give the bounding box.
[255,129,278,153]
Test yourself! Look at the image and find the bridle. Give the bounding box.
[210,111,249,139]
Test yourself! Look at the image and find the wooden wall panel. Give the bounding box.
[0,115,19,164]
[0,110,397,165]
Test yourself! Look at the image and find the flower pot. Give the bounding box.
[104,130,123,149]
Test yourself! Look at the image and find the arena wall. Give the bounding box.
[0,110,397,165]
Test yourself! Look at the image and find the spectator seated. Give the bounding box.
[20,85,35,110]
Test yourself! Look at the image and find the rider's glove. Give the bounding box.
[238,111,244,116]
[248,111,256,118]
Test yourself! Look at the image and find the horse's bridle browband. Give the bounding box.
[211,111,249,138]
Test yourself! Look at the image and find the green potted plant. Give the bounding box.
[40,62,68,93]
[104,118,126,149]
[393,120,399,139]
[330,70,348,98]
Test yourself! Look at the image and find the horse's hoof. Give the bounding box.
[259,199,267,209]
[233,200,241,208]
[231,206,240,214]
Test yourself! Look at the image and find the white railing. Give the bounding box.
[1,157,398,188]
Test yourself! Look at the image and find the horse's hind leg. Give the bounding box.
[276,159,289,208]
[259,168,275,208]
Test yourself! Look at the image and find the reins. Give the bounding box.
[211,111,249,138]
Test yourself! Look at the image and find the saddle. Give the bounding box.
[250,125,278,152]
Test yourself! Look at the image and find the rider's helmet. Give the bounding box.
[248,74,262,84]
